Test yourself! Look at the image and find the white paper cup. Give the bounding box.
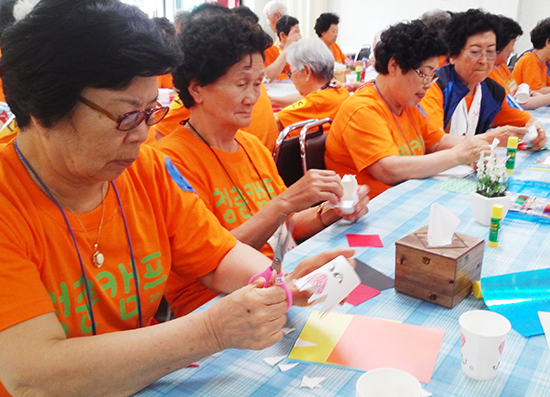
[459,310,511,381]
[158,88,172,105]
[356,368,421,397]
[514,83,530,104]
[346,73,357,85]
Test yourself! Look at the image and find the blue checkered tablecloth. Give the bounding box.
[136,108,550,397]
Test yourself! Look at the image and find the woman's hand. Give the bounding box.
[450,136,491,164]
[526,121,547,151]
[204,278,288,351]
[285,248,355,306]
[278,169,343,213]
[335,184,370,222]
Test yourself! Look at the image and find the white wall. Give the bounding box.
[516,0,550,54]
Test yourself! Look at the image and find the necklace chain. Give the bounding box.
[185,120,272,216]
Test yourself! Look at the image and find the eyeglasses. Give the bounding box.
[78,96,169,131]
[285,70,297,79]
[465,49,497,60]
[414,69,439,85]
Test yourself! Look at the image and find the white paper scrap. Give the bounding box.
[278,362,299,372]
[282,327,296,335]
[263,355,286,366]
[294,338,317,348]
[489,138,500,152]
[300,376,326,389]
[421,388,433,397]
[538,311,550,350]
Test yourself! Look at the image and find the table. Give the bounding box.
[137,107,550,397]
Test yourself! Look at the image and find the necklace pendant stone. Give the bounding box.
[92,250,105,268]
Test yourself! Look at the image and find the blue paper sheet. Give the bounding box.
[482,268,550,337]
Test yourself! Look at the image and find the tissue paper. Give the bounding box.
[427,203,460,247]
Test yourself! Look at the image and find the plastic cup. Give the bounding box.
[514,83,530,104]
[356,368,421,397]
[459,310,511,381]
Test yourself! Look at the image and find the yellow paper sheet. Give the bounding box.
[538,311,550,350]
[288,311,353,363]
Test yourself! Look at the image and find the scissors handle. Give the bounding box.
[249,268,293,310]
[249,266,273,288]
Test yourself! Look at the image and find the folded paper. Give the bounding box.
[278,362,299,372]
[427,203,460,247]
[300,376,326,389]
[263,355,286,366]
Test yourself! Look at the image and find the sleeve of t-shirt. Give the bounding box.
[417,106,446,149]
[512,55,543,91]
[491,96,531,127]
[419,84,445,130]
[276,95,319,130]
[341,104,400,174]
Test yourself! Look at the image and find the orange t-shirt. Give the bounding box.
[511,51,550,91]
[0,143,235,335]
[277,84,349,135]
[154,128,287,317]
[420,81,531,132]
[330,43,348,64]
[489,63,515,93]
[0,117,17,144]
[264,44,280,67]
[156,74,173,89]
[149,84,278,151]
[437,55,448,68]
[325,83,444,198]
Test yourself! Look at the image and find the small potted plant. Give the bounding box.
[470,152,512,225]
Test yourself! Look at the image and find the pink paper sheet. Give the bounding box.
[346,284,380,306]
[346,234,384,247]
[326,315,444,383]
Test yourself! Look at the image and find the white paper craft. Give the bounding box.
[263,355,286,366]
[337,174,359,214]
[293,338,317,348]
[427,203,461,247]
[278,362,299,372]
[489,138,500,153]
[293,255,361,316]
[300,376,326,389]
[281,327,295,335]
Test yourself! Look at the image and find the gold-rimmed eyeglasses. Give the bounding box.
[414,69,439,85]
[78,96,169,131]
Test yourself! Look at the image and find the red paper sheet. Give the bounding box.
[346,284,380,306]
[346,234,383,247]
[326,316,444,383]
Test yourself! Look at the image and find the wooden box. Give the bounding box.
[395,226,484,308]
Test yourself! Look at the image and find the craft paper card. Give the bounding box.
[326,315,444,384]
[354,259,394,291]
[293,255,360,315]
[482,268,550,337]
[346,234,384,247]
[435,178,477,194]
[538,312,550,350]
[346,284,380,306]
[288,311,353,363]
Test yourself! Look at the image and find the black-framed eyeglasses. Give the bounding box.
[78,96,169,131]
[286,70,296,79]
[414,69,439,86]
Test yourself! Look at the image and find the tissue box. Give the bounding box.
[394,226,484,308]
[334,69,346,84]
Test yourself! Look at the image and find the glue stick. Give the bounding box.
[506,136,518,174]
[355,66,361,82]
[472,281,483,299]
[488,204,503,248]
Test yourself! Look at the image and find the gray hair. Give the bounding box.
[263,0,287,18]
[286,37,335,81]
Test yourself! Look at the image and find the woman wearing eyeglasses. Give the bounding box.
[275,37,349,134]
[325,20,491,199]
[420,9,546,148]
[0,1,346,395]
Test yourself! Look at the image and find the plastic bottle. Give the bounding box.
[355,66,361,83]
[506,136,518,174]
[360,57,368,81]
[488,204,503,248]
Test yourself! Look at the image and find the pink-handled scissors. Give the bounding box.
[249,221,294,310]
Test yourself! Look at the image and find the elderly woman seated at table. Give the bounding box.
[314,12,348,64]
[275,37,349,134]
[0,1,349,395]
[325,20,493,199]
[489,15,550,109]
[420,9,546,149]
[154,12,369,318]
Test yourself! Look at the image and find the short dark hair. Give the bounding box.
[530,18,550,49]
[314,12,339,38]
[152,17,177,45]
[495,15,522,52]
[276,15,298,40]
[233,6,259,25]
[374,20,446,75]
[0,0,16,38]
[173,12,272,108]
[445,9,499,58]
[0,0,180,129]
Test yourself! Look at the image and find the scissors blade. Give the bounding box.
[271,219,295,274]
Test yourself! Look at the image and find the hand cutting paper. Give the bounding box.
[427,203,460,247]
[293,255,360,316]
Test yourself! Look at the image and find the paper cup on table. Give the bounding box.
[459,310,511,381]
[356,368,421,397]
[346,73,357,85]
[514,83,530,104]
